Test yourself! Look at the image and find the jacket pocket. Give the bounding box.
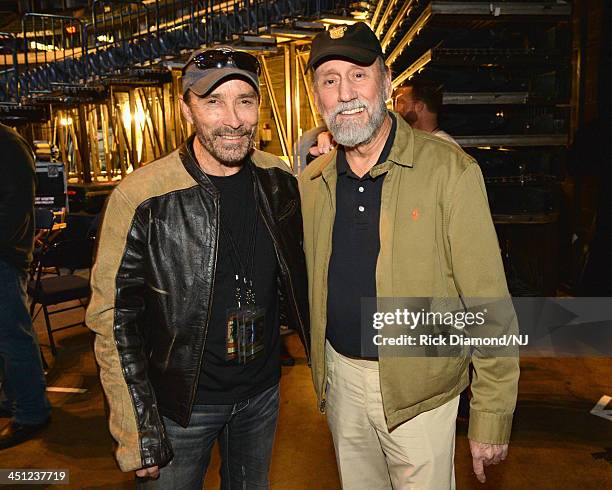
[147,282,170,296]
[277,199,297,222]
[145,282,178,328]
[427,356,467,392]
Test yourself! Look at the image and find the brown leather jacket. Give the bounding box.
[87,136,309,471]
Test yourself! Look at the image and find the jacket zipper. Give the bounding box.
[319,176,336,413]
[186,196,219,422]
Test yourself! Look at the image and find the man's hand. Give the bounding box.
[309,131,335,156]
[136,466,159,479]
[469,440,508,483]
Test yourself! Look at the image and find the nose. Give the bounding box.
[338,79,357,103]
[221,104,243,130]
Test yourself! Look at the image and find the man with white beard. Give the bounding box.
[299,23,519,489]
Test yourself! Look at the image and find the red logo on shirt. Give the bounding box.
[411,208,420,221]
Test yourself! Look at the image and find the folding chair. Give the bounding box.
[28,237,95,356]
[32,208,57,367]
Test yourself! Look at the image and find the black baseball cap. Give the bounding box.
[306,22,383,71]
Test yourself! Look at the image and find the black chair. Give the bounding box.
[28,237,95,356]
[31,208,63,280]
[32,208,57,367]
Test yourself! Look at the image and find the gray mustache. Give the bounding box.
[331,100,368,119]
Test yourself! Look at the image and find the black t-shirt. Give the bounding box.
[196,162,280,404]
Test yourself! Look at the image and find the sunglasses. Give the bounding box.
[183,48,261,76]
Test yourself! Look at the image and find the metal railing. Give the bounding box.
[0,33,19,101]
[0,0,355,102]
[20,13,86,95]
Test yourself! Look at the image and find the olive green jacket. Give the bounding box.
[298,114,519,444]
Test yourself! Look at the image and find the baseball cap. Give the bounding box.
[181,47,260,97]
[306,22,383,71]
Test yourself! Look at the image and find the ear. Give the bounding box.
[313,89,321,113]
[179,94,194,125]
[382,67,393,101]
[384,79,393,103]
[414,100,426,113]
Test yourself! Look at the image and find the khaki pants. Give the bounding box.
[325,342,459,490]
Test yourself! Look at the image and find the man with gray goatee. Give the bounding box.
[299,22,519,489]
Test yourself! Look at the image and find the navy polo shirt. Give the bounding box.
[326,113,397,358]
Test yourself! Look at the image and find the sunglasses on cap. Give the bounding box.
[183,48,261,76]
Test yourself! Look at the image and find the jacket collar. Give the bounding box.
[309,111,415,180]
[179,134,218,196]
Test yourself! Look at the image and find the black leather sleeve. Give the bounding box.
[112,204,174,469]
[275,181,311,361]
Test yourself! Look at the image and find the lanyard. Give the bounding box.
[217,165,258,308]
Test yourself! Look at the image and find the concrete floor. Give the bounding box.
[1,300,611,489]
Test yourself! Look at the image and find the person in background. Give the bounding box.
[295,124,328,173]
[87,47,309,488]
[0,123,51,450]
[392,79,459,146]
[299,22,519,488]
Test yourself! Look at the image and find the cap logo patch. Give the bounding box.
[328,25,347,40]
